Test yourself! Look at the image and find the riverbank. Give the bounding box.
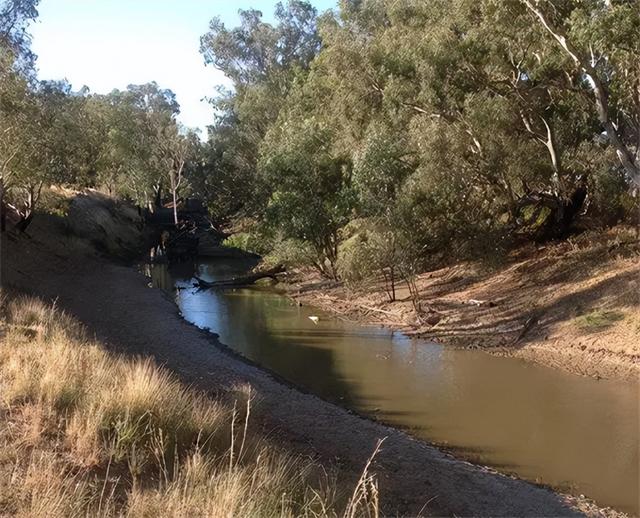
[0,195,629,516]
[282,230,640,382]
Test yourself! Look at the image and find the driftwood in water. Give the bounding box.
[194,264,286,290]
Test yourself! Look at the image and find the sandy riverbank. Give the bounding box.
[282,231,640,382]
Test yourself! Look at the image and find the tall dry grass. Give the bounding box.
[0,293,380,517]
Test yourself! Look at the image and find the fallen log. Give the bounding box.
[194,264,286,290]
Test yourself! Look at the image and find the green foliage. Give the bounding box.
[198,1,322,220]
[222,231,272,256]
[575,310,625,332]
[586,150,640,226]
[352,121,414,217]
[0,0,39,73]
[262,237,318,269]
[1,51,192,226]
[197,0,639,277]
[200,1,320,85]
[1,2,194,229]
[3,0,638,278]
[260,117,354,275]
[337,220,394,286]
[336,228,377,286]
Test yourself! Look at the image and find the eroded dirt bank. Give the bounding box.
[0,211,626,517]
[283,231,640,382]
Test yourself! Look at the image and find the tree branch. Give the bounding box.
[521,0,640,186]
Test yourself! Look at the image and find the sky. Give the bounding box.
[30,0,337,135]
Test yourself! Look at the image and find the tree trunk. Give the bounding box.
[382,266,396,302]
[15,213,34,232]
[537,185,588,240]
[154,182,162,211]
[170,171,178,226]
[0,179,5,233]
[15,182,42,233]
[169,158,185,227]
[522,0,640,187]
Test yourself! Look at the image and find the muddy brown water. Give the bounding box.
[148,258,639,515]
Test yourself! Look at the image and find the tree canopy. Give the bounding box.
[198,0,639,278]
[0,1,197,229]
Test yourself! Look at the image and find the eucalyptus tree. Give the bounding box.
[0,0,39,73]
[255,0,637,279]
[88,83,183,210]
[318,0,636,243]
[1,2,197,231]
[520,0,639,187]
[10,81,74,228]
[0,70,33,230]
[156,124,200,225]
[260,115,353,277]
[0,0,38,230]
[200,1,322,217]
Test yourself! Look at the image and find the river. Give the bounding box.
[146,258,639,515]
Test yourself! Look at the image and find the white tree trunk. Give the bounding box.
[522,0,640,187]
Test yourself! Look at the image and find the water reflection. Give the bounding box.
[148,259,640,515]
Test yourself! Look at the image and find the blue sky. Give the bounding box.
[30,0,337,134]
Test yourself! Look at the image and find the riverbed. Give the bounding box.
[147,258,639,515]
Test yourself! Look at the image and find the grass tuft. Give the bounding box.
[574,310,625,332]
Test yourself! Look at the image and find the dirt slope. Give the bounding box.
[286,231,640,381]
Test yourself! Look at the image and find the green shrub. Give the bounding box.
[263,237,317,269]
[575,310,625,332]
[222,231,272,256]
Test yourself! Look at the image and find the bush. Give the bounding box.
[336,222,379,286]
[222,231,272,256]
[337,220,401,301]
[263,236,319,269]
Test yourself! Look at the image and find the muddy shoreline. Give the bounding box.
[289,285,639,381]
[279,239,640,383]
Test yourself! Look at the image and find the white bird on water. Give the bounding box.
[308,316,319,325]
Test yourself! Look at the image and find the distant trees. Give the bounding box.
[1,0,201,231]
[0,77,194,230]
[0,0,195,231]
[86,82,190,212]
[157,123,200,225]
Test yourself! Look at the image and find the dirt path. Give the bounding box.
[2,221,616,517]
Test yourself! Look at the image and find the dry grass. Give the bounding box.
[0,293,380,517]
